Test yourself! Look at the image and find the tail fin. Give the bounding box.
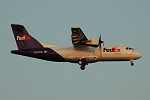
[11,24,44,50]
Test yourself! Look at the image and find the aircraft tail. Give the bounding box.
[11,24,44,50]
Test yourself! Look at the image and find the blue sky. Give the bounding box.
[0,0,150,100]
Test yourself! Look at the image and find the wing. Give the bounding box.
[71,27,88,46]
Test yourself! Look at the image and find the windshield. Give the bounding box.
[126,47,135,51]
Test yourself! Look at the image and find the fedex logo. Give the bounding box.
[17,35,30,40]
[103,48,121,52]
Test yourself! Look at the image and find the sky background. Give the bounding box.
[0,0,150,100]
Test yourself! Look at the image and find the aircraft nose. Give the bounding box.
[137,52,142,59]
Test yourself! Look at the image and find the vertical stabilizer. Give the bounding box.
[11,24,44,50]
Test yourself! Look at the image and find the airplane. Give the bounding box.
[11,24,142,70]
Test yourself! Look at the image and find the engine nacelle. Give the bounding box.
[80,39,99,47]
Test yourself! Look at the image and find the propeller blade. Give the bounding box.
[99,34,101,47]
[99,33,104,47]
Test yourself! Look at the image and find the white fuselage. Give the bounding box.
[42,43,142,63]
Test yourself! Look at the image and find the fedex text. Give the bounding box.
[17,35,30,40]
[103,48,121,52]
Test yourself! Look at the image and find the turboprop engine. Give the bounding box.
[80,39,99,47]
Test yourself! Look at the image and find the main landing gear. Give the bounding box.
[130,59,134,66]
[78,58,88,70]
[80,65,85,70]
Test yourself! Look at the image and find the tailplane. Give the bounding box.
[11,24,44,50]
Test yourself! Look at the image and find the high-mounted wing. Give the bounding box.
[71,27,99,47]
[71,27,88,46]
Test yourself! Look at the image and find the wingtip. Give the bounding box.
[11,24,20,26]
[71,27,80,28]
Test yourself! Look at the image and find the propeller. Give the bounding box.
[99,34,104,47]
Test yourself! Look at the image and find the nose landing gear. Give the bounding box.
[130,59,134,66]
[131,63,134,66]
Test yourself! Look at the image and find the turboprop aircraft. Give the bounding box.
[11,24,142,70]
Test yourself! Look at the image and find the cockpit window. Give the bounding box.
[129,47,135,51]
[126,47,135,51]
